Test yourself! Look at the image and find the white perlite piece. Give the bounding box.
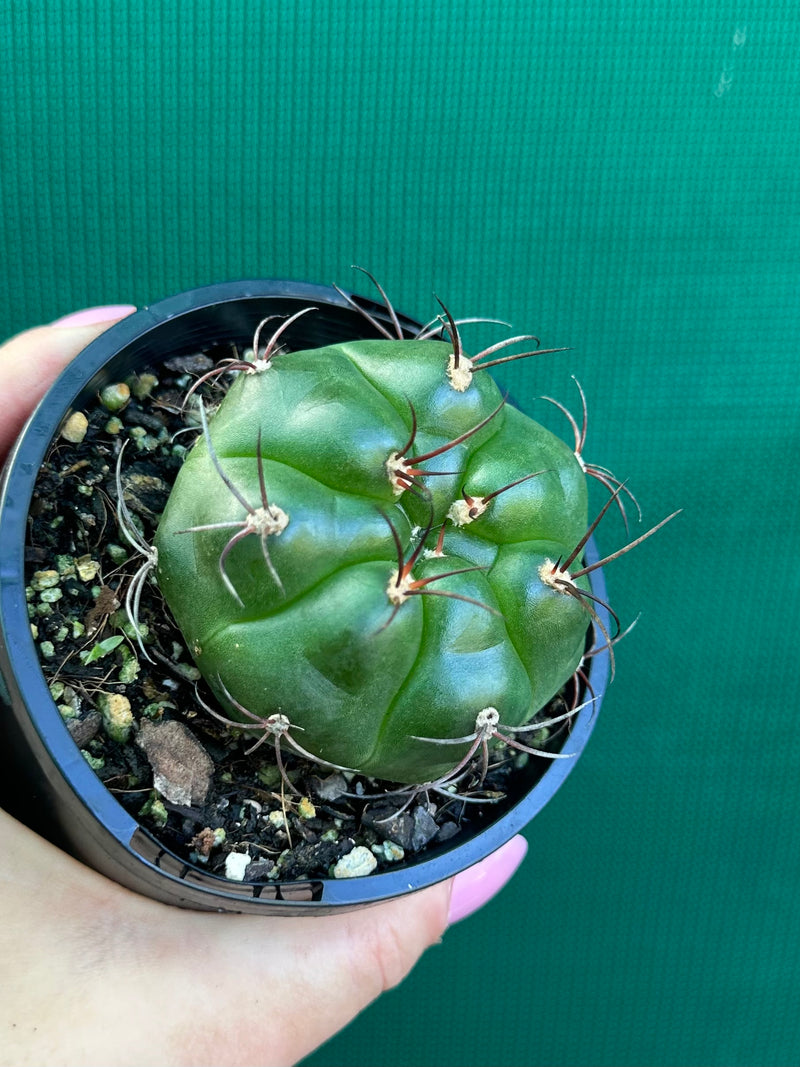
[225,851,251,882]
[332,845,378,879]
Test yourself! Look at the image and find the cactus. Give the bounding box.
[151,282,673,786]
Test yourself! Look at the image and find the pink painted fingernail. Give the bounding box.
[50,305,137,327]
[447,835,528,925]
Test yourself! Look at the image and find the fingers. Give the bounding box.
[0,808,160,1067]
[117,881,453,1067]
[147,838,529,1066]
[1,798,527,1066]
[0,306,136,465]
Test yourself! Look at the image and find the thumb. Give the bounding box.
[155,837,528,1066]
[0,304,137,463]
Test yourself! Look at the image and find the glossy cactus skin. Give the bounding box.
[154,338,591,784]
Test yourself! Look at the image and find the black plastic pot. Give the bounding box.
[0,280,610,914]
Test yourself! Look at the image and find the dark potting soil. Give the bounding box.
[23,344,581,886]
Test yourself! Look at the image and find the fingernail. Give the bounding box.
[50,305,137,327]
[447,835,528,925]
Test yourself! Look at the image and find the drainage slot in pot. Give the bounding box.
[130,827,189,878]
[130,826,324,902]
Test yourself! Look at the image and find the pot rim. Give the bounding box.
[0,279,610,913]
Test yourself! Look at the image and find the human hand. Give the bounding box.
[0,307,529,1067]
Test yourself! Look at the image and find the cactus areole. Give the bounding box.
[154,331,592,785]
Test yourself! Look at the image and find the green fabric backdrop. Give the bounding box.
[2,2,798,1064]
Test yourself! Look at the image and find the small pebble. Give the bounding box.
[244,858,275,881]
[60,411,88,443]
[256,764,282,788]
[164,353,214,375]
[118,651,140,684]
[60,684,81,716]
[371,840,405,863]
[128,372,159,400]
[31,570,60,591]
[308,772,348,801]
[171,661,200,682]
[99,382,131,412]
[139,793,168,829]
[137,720,214,806]
[225,851,251,882]
[436,821,460,842]
[98,692,134,744]
[75,556,101,582]
[66,710,101,746]
[411,806,440,851]
[106,543,128,564]
[332,846,378,879]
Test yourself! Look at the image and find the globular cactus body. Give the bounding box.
[154,337,591,784]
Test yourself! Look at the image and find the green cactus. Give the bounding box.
[151,293,668,786]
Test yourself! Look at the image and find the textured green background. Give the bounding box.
[2,2,798,1065]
